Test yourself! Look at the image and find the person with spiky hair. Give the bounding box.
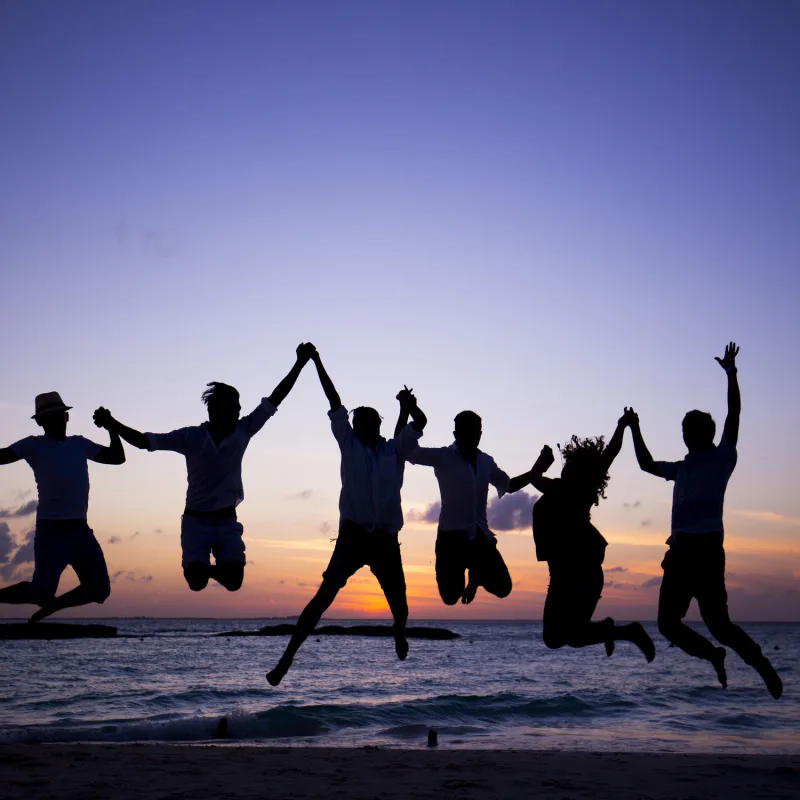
[266,349,427,687]
[95,344,315,593]
[629,342,782,699]
[530,412,655,662]
[0,392,125,622]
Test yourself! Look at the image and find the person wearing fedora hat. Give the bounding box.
[0,392,125,622]
[93,344,316,594]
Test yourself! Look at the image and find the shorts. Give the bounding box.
[180,515,246,567]
[31,519,110,600]
[543,561,604,634]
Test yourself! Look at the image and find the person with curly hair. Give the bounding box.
[531,410,655,661]
[629,342,782,699]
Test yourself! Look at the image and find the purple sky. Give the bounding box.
[1,1,798,619]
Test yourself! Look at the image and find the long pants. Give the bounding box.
[435,528,512,605]
[542,561,608,649]
[658,532,763,665]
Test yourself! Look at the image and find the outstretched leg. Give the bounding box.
[699,590,782,699]
[658,548,727,687]
[369,534,409,661]
[266,578,343,686]
[267,522,362,686]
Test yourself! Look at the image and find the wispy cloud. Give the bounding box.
[0,527,35,581]
[0,499,37,519]
[731,509,800,527]
[111,570,153,584]
[108,536,122,544]
[606,566,628,573]
[642,576,662,588]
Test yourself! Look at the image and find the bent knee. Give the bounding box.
[93,584,111,604]
[493,582,512,599]
[184,565,210,592]
[219,574,244,592]
[542,632,566,650]
[440,592,461,606]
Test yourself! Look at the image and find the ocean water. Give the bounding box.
[0,619,797,752]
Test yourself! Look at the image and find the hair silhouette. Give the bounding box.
[559,435,610,506]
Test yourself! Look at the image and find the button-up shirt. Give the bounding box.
[146,398,277,511]
[655,438,737,541]
[407,442,510,539]
[330,406,422,534]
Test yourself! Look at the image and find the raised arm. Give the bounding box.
[395,386,427,436]
[715,341,740,446]
[599,409,636,473]
[627,408,662,477]
[91,412,126,464]
[311,350,342,412]
[529,445,556,493]
[0,447,21,465]
[93,407,149,450]
[267,343,314,408]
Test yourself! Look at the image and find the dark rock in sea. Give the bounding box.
[0,623,118,640]
[215,624,460,640]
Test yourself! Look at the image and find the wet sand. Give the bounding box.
[1,744,798,799]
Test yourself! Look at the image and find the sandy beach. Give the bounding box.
[1,745,798,799]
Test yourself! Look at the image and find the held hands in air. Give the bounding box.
[533,445,555,473]
[93,407,113,429]
[396,385,417,411]
[619,406,639,428]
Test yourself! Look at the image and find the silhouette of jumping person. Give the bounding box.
[95,344,315,593]
[629,342,782,698]
[0,392,125,622]
[530,412,655,661]
[406,411,534,606]
[267,349,426,686]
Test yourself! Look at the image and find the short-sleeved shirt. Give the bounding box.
[406,442,510,540]
[329,406,422,534]
[10,435,103,521]
[532,478,607,564]
[655,438,737,541]
[146,398,276,512]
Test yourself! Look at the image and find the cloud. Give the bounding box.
[108,536,122,544]
[111,570,153,584]
[642,576,662,588]
[605,566,627,573]
[640,519,652,527]
[0,522,13,562]
[487,491,539,531]
[406,501,441,524]
[0,528,35,581]
[295,490,313,500]
[731,509,800,527]
[623,501,642,510]
[320,521,332,535]
[0,499,37,519]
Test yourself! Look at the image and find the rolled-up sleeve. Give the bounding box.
[394,423,423,460]
[328,406,353,447]
[146,428,190,454]
[406,445,447,467]
[654,461,679,481]
[489,463,511,498]
[241,398,278,438]
[80,437,104,462]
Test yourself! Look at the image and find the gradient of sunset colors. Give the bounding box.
[1,1,798,620]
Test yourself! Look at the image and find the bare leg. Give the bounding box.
[29,584,106,623]
[0,582,41,605]
[266,579,342,686]
[210,562,244,592]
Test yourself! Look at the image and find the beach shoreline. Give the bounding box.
[1,744,798,799]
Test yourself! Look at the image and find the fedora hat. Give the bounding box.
[32,391,72,419]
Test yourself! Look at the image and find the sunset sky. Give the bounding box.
[1,1,798,621]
